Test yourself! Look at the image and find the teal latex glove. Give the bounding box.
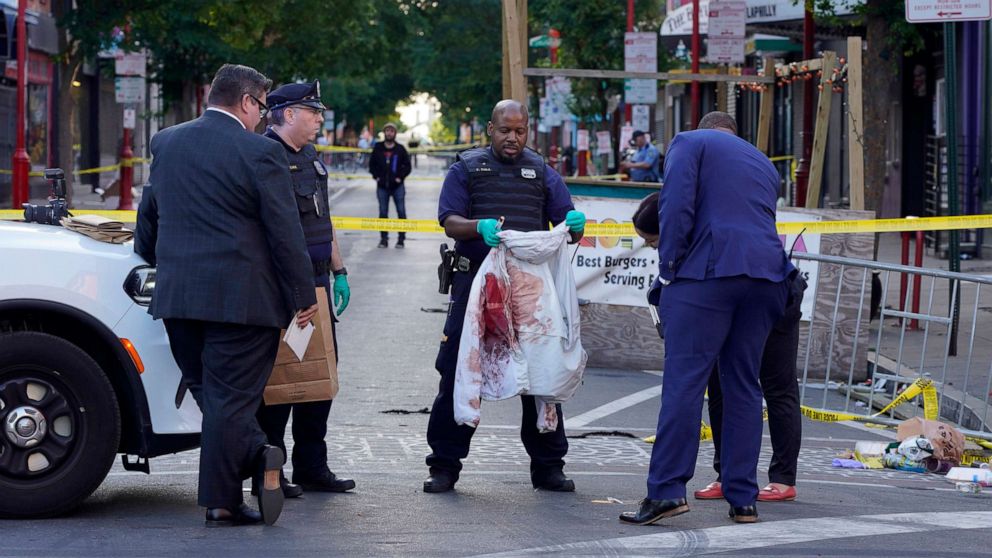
[477,218,501,248]
[333,274,350,316]
[565,210,586,233]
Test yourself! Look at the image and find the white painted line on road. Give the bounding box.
[473,511,992,557]
[566,385,662,429]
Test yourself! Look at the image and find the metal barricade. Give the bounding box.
[792,252,992,441]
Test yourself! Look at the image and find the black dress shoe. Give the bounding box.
[252,472,303,499]
[205,504,263,527]
[619,498,690,525]
[532,469,576,492]
[729,505,759,523]
[423,469,457,493]
[294,469,356,493]
[254,445,285,526]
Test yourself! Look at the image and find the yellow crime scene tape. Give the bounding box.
[2,212,991,238]
[644,378,940,445]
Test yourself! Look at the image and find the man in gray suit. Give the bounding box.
[135,64,318,527]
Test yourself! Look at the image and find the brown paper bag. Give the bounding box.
[896,417,965,462]
[263,289,338,405]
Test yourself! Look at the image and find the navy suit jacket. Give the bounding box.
[657,129,792,283]
[134,110,317,328]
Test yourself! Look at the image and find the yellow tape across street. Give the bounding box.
[2,212,991,238]
[644,378,941,445]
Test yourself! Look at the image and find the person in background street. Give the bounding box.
[424,99,586,494]
[255,81,356,497]
[135,64,318,527]
[369,122,412,248]
[620,130,661,183]
[632,191,806,506]
[620,111,792,527]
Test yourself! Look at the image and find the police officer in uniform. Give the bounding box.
[425,99,587,493]
[256,81,356,496]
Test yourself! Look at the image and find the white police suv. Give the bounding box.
[0,218,200,518]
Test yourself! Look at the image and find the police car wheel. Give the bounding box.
[0,332,121,518]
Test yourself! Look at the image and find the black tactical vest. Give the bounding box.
[459,147,548,233]
[266,129,335,247]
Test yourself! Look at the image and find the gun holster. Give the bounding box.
[438,243,455,294]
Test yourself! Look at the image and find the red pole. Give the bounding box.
[11,0,30,209]
[549,28,560,65]
[794,4,815,207]
[625,0,634,125]
[690,0,701,128]
[118,124,134,210]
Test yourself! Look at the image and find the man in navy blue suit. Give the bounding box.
[620,112,793,526]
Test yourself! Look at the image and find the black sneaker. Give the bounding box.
[294,469,356,493]
[395,240,405,249]
[532,469,576,492]
[423,469,457,493]
[378,239,388,248]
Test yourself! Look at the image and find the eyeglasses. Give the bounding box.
[247,94,269,118]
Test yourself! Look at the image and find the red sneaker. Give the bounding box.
[693,481,723,500]
[757,484,797,502]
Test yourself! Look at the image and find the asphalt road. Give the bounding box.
[4,166,991,557]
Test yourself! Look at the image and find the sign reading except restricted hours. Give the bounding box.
[624,32,658,105]
[115,76,145,103]
[905,0,991,22]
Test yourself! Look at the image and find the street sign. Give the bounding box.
[708,0,747,37]
[596,131,612,155]
[577,129,590,151]
[115,76,145,103]
[632,105,651,132]
[620,125,634,150]
[624,79,658,104]
[905,0,991,22]
[624,32,657,106]
[624,32,658,73]
[123,108,136,130]
[114,51,147,77]
[707,37,746,63]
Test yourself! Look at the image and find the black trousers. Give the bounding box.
[707,275,804,486]
[426,270,568,478]
[164,319,280,510]
[257,278,339,479]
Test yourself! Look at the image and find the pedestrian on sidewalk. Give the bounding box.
[632,191,806,505]
[620,111,793,527]
[369,122,412,248]
[424,99,586,494]
[256,81,356,498]
[135,64,318,527]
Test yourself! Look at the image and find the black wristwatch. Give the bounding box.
[332,267,348,277]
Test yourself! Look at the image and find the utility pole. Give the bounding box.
[690,0,701,128]
[794,1,816,206]
[11,0,30,209]
[626,0,634,126]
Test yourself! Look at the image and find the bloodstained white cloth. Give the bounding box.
[454,223,587,432]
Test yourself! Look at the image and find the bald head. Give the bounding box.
[488,99,529,160]
[491,99,529,125]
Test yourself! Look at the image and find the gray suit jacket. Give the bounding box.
[135,110,316,328]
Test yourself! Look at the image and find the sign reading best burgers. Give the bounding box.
[571,196,820,321]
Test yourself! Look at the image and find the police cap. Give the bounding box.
[267,81,326,111]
